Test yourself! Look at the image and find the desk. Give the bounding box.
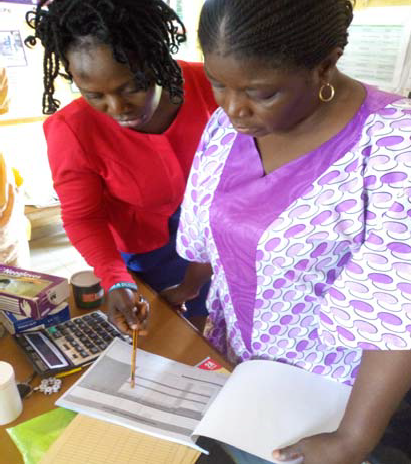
[0,279,231,464]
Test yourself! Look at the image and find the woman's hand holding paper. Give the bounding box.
[272,430,369,464]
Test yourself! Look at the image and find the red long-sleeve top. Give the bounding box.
[44,61,217,290]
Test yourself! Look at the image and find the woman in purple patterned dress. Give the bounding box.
[162,1,411,463]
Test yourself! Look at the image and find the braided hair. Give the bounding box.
[25,0,186,114]
[199,0,354,70]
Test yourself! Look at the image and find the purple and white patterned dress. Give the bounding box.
[177,85,411,386]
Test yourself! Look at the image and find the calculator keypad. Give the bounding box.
[46,311,124,366]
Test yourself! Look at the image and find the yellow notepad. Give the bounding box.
[40,414,201,464]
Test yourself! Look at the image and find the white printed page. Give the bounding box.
[57,339,229,453]
[192,360,351,463]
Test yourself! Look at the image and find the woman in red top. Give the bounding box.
[25,0,217,333]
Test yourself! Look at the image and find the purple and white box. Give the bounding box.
[0,302,70,334]
[0,265,69,320]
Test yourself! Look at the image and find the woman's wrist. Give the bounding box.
[108,282,138,293]
[334,425,375,458]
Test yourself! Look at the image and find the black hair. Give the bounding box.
[25,0,187,114]
[198,0,354,70]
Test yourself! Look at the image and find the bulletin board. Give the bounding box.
[339,3,411,96]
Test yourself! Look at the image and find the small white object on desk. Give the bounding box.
[0,361,23,425]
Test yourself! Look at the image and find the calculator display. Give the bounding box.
[14,311,126,376]
[25,332,69,369]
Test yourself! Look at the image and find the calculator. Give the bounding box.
[14,311,127,377]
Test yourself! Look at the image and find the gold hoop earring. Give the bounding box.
[319,83,335,102]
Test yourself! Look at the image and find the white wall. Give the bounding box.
[1,121,54,206]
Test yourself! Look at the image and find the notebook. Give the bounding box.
[40,414,200,464]
[56,338,352,463]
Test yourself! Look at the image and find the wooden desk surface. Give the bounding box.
[0,279,231,464]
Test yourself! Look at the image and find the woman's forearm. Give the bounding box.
[337,350,411,455]
[181,262,213,296]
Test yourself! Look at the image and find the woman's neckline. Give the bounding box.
[252,80,372,177]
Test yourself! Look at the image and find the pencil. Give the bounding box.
[131,329,138,388]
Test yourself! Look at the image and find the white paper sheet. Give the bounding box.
[193,360,351,463]
[57,339,229,454]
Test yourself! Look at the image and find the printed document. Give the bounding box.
[338,6,411,95]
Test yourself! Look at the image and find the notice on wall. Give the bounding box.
[0,29,27,67]
[0,1,44,119]
[338,6,411,96]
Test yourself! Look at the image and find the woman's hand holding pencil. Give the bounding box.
[108,289,149,336]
